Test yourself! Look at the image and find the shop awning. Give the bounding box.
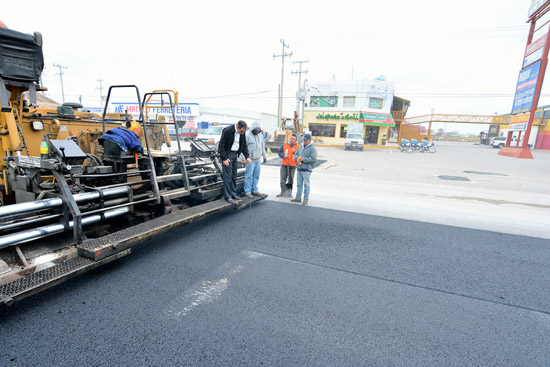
[359,111,395,127]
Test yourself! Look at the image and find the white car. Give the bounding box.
[491,136,532,149]
[344,133,364,151]
[491,136,506,148]
[195,126,225,147]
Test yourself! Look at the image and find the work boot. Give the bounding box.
[276,192,284,197]
[290,198,301,203]
[245,193,253,199]
[225,198,236,205]
[302,200,308,206]
[252,192,264,197]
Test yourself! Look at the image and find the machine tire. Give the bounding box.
[498,143,504,148]
[429,146,436,153]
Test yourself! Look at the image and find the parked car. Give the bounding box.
[167,126,198,140]
[491,135,532,149]
[491,136,506,148]
[344,133,364,151]
[195,125,226,146]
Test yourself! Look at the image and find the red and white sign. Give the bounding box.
[525,33,547,56]
[510,112,529,131]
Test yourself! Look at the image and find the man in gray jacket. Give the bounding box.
[244,121,267,198]
[291,133,317,205]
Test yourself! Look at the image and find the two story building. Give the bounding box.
[303,77,398,146]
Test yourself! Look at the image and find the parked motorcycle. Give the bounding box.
[410,139,422,152]
[419,139,436,153]
[399,139,412,153]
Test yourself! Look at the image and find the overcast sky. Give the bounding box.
[2,0,544,133]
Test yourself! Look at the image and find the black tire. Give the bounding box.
[498,143,504,148]
[429,146,436,153]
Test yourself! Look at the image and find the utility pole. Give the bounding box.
[273,39,292,128]
[96,79,105,108]
[292,60,309,132]
[53,63,67,103]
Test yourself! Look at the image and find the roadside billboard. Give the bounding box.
[511,60,542,114]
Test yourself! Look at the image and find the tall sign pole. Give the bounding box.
[500,0,550,158]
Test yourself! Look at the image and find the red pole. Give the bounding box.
[522,23,550,151]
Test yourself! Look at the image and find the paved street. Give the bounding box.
[1,142,549,366]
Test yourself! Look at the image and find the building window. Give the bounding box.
[340,124,348,138]
[309,123,336,137]
[369,97,384,109]
[310,96,338,108]
[343,96,355,108]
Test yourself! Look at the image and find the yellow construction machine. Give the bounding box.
[0,26,264,306]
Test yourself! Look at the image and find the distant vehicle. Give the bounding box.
[344,133,364,151]
[167,126,198,140]
[491,136,532,149]
[491,136,506,148]
[195,125,225,146]
[344,122,364,151]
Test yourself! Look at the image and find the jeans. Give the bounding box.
[280,165,296,192]
[296,170,311,200]
[244,160,261,194]
[222,151,238,200]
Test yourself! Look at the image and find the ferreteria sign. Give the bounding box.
[316,112,359,121]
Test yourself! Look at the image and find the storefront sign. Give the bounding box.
[511,60,541,114]
[316,112,359,121]
[112,103,200,116]
[359,111,395,126]
[510,113,529,131]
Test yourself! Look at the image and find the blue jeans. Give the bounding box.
[296,170,311,200]
[244,160,261,194]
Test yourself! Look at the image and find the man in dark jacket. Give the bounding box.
[218,120,251,204]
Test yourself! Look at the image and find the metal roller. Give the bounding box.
[0,186,130,219]
[0,207,130,249]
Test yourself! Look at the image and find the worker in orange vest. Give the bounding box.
[277,134,299,197]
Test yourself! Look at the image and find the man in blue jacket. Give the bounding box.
[291,133,317,205]
[218,120,251,204]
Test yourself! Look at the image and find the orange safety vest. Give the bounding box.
[282,142,298,167]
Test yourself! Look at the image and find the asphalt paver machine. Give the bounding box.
[0,26,263,306]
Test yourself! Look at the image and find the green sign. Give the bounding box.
[359,111,395,126]
[316,112,359,121]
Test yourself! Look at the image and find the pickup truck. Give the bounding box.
[491,136,532,149]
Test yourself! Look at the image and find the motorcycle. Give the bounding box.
[419,139,436,153]
[399,139,412,153]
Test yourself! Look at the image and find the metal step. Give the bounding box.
[0,250,130,306]
[77,195,265,261]
[161,187,190,200]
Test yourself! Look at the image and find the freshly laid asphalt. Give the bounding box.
[1,200,550,366]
